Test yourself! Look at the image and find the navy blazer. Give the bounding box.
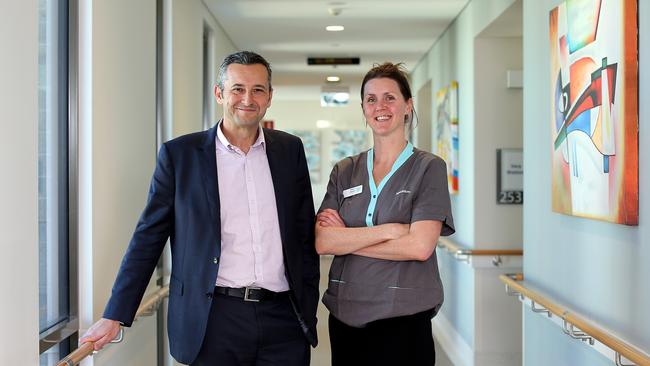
[103,124,319,364]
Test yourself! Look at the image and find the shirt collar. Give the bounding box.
[216,119,266,152]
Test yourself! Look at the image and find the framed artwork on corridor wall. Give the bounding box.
[330,130,369,167]
[549,0,638,225]
[435,81,459,195]
[285,130,321,184]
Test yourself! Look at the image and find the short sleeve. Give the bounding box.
[319,163,342,213]
[411,157,455,236]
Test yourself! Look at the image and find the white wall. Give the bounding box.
[78,1,237,365]
[425,22,476,245]
[0,0,40,363]
[410,0,523,364]
[415,80,433,153]
[416,0,523,248]
[474,36,523,247]
[422,0,524,247]
[171,0,236,137]
[523,0,649,364]
[472,36,523,365]
[79,0,159,364]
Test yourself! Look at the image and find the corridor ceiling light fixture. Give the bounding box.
[316,120,332,129]
[321,85,350,107]
[326,76,340,82]
[326,25,345,32]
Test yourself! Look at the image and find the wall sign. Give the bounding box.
[497,149,523,204]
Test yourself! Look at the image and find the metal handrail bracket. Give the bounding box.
[616,352,635,366]
[504,283,525,301]
[437,238,522,268]
[454,250,471,264]
[500,274,650,366]
[530,300,552,318]
[562,319,595,345]
[110,328,124,343]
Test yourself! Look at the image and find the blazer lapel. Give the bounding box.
[264,130,288,246]
[198,124,221,243]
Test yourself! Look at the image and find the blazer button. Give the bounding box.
[213,257,219,264]
[206,292,213,299]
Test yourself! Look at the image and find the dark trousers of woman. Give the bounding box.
[329,310,436,366]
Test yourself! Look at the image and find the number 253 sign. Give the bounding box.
[497,149,523,205]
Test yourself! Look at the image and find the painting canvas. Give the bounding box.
[285,130,321,184]
[330,130,369,166]
[549,0,638,225]
[435,81,459,194]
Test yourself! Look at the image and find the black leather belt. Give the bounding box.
[214,286,287,302]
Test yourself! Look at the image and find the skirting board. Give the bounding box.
[432,312,474,366]
[433,313,523,366]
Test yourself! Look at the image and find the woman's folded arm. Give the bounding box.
[353,220,442,261]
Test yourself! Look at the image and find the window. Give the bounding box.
[202,23,215,130]
[38,0,76,363]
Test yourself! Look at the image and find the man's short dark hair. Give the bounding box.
[217,51,272,91]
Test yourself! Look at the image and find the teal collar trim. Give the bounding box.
[365,141,414,227]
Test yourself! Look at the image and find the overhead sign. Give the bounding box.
[307,57,360,65]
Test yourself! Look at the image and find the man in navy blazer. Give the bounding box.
[81,51,319,365]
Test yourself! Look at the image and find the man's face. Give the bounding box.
[215,63,272,130]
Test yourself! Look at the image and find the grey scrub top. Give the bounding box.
[319,143,455,327]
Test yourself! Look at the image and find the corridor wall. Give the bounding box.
[81,1,235,365]
[522,0,649,364]
[0,0,39,363]
[410,0,524,364]
[80,0,159,364]
[171,0,236,138]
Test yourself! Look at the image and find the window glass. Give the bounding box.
[203,24,215,130]
[38,0,69,336]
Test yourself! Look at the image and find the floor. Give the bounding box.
[311,256,454,366]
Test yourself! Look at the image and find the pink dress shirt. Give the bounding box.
[214,122,289,292]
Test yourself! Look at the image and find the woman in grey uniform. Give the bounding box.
[315,62,455,365]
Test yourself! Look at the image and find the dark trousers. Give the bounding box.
[192,292,310,366]
[329,310,436,366]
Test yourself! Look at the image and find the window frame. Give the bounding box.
[38,0,79,357]
[202,22,215,131]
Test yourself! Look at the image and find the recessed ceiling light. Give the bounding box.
[326,25,345,32]
[327,76,340,82]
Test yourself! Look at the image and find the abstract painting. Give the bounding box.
[285,130,321,184]
[435,81,459,194]
[330,130,369,166]
[549,0,638,225]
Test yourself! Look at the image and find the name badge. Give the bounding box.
[343,185,363,198]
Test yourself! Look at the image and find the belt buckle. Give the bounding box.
[244,286,261,302]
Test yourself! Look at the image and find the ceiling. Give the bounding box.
[204,0,469,100]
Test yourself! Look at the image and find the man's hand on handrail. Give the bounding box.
[79,318,121,351]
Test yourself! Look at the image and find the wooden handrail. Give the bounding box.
[438,237,523,256]
[500,273,568,316]
[500,274,650,366]
[56,285,170,366]
[57,342,94,366]
[136,286,169,316]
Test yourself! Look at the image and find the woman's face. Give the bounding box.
[362,77,412,138]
